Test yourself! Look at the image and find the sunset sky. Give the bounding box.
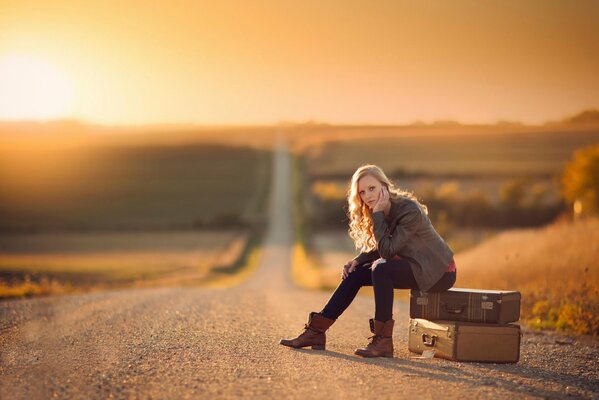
[0,0,598,125]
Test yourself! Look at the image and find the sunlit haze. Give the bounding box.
[0,54,74,120]
[1,0,598,125]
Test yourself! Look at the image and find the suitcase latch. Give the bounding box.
[421,333,438,347]
[442,302,465,314]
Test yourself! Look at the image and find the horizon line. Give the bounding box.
[0,108,598,130]
[0,118,590,130]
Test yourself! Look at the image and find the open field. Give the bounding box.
[0,230,251,298]
[293,124,599,176]
[0,143,271,232]
[0,124,274,298]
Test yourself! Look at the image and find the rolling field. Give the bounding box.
[0,143,271,232]
[0,126,274,298]
[294,124,599,176]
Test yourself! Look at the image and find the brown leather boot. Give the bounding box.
[354,318,394,358]
[279,312,335,350]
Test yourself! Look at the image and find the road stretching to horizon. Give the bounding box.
[1,136,597,399]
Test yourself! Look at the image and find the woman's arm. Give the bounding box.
[353,249,380,265]
[372,202,422,259]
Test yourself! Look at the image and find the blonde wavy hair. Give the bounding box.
[347,164,428,253]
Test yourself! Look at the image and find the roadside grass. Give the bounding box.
[455,218,599,336]
[290,154,324,290]
[0,276,69,298]
[202,225,266,288]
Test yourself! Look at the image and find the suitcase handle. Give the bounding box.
[442,302,466,314]
[421,333,437,347]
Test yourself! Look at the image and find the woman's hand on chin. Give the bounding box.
[372,186,389,213]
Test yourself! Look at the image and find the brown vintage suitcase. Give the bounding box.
[408,318,521,363]
[410,288,521,324]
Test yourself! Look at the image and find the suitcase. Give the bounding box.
[410,288,521,324]
[408,318,521,363]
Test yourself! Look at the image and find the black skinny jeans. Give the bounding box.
[320,258,456,322]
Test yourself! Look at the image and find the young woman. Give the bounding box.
[280,164,456,358]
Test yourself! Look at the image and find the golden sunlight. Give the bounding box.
[0,54,74,120]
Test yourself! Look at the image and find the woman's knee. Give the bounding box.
[342,267,370,287]
[370,258,390,280]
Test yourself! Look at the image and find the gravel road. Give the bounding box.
[1,137,598,399]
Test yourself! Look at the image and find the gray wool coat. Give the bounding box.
[352,196,454,292]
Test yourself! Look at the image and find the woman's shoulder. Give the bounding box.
[389,197,424,221]
[391,196,421,211]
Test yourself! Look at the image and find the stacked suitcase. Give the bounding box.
[408,288,522,363]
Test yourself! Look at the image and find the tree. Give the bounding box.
[561,144,599,218]
[500,179,528,208]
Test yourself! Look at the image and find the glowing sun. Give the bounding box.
[0,54,74,120]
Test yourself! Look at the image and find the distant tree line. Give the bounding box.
[308,182,564,231]
[308,142,599,230]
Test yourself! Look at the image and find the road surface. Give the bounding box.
[1,137,598,399]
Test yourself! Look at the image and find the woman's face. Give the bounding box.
[357,174,384,210]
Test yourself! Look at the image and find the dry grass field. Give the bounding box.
[456,218,599,336]
[0,230,249,298]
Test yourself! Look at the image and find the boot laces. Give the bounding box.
[301,324,320,335]
[367,334,383,348]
